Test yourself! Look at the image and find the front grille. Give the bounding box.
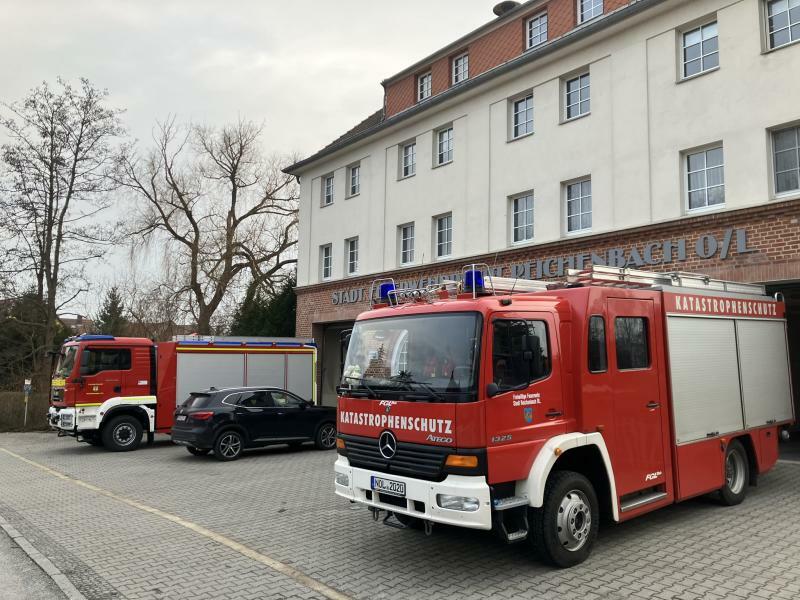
[342,434,449,481]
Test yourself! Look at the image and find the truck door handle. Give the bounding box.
[545,410,562,419]
[646,402,660,410]
[113,386,121,393]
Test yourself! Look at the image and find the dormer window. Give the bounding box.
[452,53,469,84]
[418,72,432,101]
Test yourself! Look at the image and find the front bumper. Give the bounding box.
[334,456,492,530]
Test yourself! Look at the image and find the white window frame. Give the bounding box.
[399,223,415,266]
[766,0,800,50]
[685,145,725,212]
[565,178,592,234]
[511,93,534,139]
[773,125,800,197]
[436,126,454,166]
[452,52,469,84]
[511,192,534,244]
[345,237,359,276]
[681,21,719,80]
[434,213,453,259]
[578,0,603,23]
[526,12,548,49]
[320,244,332,280]
[564,72,590,121]
[322,174,334,206]
[348,164,360,197]
[418,72,432,102]
[401,142,417,178]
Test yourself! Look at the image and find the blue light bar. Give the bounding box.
[77,334,115,341]
[463,270,485,294]
[379,282,396,304]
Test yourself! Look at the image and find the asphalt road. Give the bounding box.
[0,525,65,600]
[0,432,799,600]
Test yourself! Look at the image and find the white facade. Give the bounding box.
[293,0,800,287]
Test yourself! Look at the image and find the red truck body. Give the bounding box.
[334,266,794,566]
[49,335,317,450]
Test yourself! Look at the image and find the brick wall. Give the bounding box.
[383,0,638,118]
[296,199,800,339]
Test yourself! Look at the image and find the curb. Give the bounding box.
[0,514,87,600]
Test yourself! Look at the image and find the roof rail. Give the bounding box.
[567,266,766,295]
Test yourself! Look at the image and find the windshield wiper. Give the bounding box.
[388,374,444,402]
[341,376,379,399]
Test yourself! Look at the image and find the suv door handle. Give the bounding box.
[646,402,660,410]
[545,410,563,419]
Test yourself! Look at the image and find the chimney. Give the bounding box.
[493,1,521,17]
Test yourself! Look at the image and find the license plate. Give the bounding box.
[371,476,406,498]
[176,415,187,422]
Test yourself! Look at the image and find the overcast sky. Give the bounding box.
[3,0,496,156]
[1,0,499,316]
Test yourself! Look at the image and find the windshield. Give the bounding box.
[341,312,482,402]
[54,346,78,378]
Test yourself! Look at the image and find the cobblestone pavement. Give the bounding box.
[0,432,799,600]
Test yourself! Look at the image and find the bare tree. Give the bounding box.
[114,118,297,334]
[0,78,125,373]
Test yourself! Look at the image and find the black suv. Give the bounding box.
[171,387,337,461]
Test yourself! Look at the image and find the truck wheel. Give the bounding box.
[529,471,599,568]
[315,423,337,450]
[102,416,143,452]
[187,446,210,456]
[214,431,244,461]
[720,439,749,506]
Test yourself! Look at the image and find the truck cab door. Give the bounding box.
[78,346,131,404]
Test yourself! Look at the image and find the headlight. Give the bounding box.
[335,472,350,487]
[436,494,480,512]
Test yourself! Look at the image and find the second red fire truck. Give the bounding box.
[334,265,794,567]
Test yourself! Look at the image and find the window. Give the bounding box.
[686,146,725,210]
[579,0,603,23]
[437,127,454,165]
[527,13,548,48]
[418,72,432,101]
[320,244,332,280]
[238,391,271,408]
[80,348,131,375]
[682,22,719,78]
[346,237,359,275]
[615,317,650,370]
[565,73,590,120]
[512,94,534,138]
[399,224,415,265]
[492,320,551,390]
[767,0,800,49]
[402,142,417,178]
[512,193,534,243]
[452,53,469,84]
[566,179,592,233]
[435,214,452,258]
[588,316,607,373]
[774,126,800,194]
[270,391,304,407]
[348,164,360,196]
[322,174,334,206]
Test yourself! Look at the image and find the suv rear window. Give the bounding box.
[182,393,213,409]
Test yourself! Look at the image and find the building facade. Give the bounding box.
[285,0,800,408]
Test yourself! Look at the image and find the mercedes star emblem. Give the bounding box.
[378,430,397,460]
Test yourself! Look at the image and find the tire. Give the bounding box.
[719,439,749,506]
[101,415,143,452]
[315,422,337,450]
[214,431,244,461]
[187,446,210,456]
[529,470,599,568]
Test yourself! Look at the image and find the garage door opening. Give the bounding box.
[765,281,800,431]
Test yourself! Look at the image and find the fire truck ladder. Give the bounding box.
[566,266,767,296]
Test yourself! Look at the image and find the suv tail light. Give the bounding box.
[191,411,214,421]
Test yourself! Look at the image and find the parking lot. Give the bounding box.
[0,433,799,600]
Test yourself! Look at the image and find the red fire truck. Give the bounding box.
[334,265,794,567]
[49,335,317,451]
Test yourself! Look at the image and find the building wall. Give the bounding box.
[295,0,800,292]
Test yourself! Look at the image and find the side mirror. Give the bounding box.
[300,401,309,410]
[486,382,500,398]
[72,377,84,385]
